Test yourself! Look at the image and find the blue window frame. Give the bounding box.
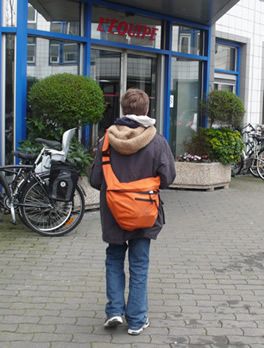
[89,1,210,142]
[0,0,212,165]
[214,40,241,96]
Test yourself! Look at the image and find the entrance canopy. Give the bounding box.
[30,0,240,25]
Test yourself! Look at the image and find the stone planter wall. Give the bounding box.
[170,162,231,191]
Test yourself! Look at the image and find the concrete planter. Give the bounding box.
[171,162,231,191]
[78,177,99,210]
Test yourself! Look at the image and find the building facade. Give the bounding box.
[215,0,264,126]
[0,0,247,166]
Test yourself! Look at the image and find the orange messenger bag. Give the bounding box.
[102,132,161,231]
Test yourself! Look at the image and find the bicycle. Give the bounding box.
[231,123,264,177]
[0,128,86,236]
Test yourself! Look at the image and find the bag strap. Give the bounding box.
[102,132,110,154]
[102,132,118,189]
[101,131,161,191]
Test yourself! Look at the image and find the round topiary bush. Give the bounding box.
[28,73,104,131]
[202,89,246,129]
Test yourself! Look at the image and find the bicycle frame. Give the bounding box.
[0,164,34,223]
[0,127,79,229]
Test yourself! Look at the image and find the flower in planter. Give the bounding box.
[180,127,244,165]
[177,154,214,163]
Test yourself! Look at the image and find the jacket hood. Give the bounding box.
[107,124,156,155]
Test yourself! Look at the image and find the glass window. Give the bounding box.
[50,22,62,33]
[28,4,36,22]
[49,40,79,65]
[27,37,36,64]
[172,25,204,55]
[169,58,202,158]
[27,37,80,128]
[27,37,80,84]
[215,44,237,71]
[92,6,162,49]
[3,0,17,26]
[28,0,81,36]
[127,54,157,118]
[90,49,121,141]
[214,73,237,93]
[64,43,78,63]
[50,41,60,64]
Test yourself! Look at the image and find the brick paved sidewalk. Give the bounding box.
[1,176,264,347]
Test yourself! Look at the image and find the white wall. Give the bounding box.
[216,0,264,126]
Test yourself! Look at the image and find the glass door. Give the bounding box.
[90,48,158,149]
[127,53,157,118]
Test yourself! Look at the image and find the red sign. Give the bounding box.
[97,17,159,41]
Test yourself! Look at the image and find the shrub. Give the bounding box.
[28,73,104,134]
[201,89,245,128]
[19,73,105,176]
[183,127,244,164]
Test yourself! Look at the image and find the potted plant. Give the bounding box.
[171,90,245,191]
[20,73,105,208]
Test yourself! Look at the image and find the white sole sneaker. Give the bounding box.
[128,318,150,335]
[104,316,123,328]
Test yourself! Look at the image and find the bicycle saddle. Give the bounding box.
[35,138,61,149]
[12,151,38,161]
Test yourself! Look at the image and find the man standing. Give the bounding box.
[90,88,176,335]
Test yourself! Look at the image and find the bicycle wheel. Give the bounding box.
[231,156,243,176]
[249,155,260,177]
[257,150,264,180]
[19,174,85,236]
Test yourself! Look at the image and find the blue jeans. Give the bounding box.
[105,238,151,329]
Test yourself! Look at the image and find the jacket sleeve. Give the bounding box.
[157,138,176,189]
[89,140,104,190]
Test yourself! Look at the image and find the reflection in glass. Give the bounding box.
[3,0,17,26]
[28,1,81,35]
[27,37,36,64]
[127,54,157,118]
[90,49,121,141]
[5,35,15,164]
[92,6,162,49]
[215,44,236,71]
[27,37,79,70]
[169,58,202,158]
[27,37,80,119]
[172,25,203,56]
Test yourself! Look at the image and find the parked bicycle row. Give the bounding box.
[0,128,85,237]
[231,123,264,179]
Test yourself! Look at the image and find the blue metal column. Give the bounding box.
[236,45,241,96]
[83,1,92,148]
[163,21,172,141]
[0,0,2,164]
[15,0,28,148]
[202,26,211,128]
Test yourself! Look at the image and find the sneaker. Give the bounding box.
[128,318,150,335]
[104,316,123,328]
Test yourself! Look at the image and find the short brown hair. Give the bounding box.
[121,88,149,116]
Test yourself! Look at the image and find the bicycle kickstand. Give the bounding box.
[10,201,17,225]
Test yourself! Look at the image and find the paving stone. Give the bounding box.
[1,177,264,346]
